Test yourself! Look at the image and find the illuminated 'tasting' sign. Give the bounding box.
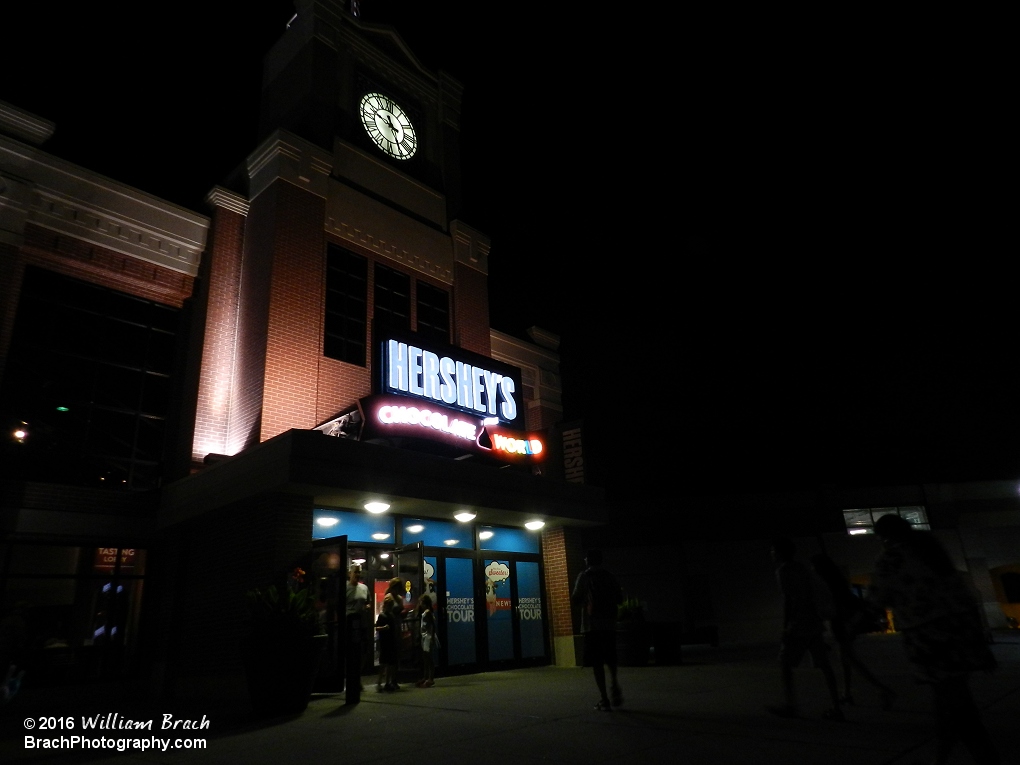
[385,339,518,423]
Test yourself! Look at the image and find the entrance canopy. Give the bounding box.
[160,429,607,530]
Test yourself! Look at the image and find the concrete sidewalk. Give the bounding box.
[3,632,1019,764]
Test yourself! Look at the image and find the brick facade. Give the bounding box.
[259,183,327,441]
[452,262,490,356]
[190,203,248,464]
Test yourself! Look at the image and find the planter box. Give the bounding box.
[240,633,326,717]
[615,621,651,666]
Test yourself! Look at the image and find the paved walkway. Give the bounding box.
[3,632,1019,764]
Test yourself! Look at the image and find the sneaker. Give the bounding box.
[594,699,612,712]
[424,679,435,687]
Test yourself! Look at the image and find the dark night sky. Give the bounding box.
[3,2,1013,506]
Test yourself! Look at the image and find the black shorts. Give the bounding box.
[582,630,617,667]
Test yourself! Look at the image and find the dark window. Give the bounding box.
[324,245,368,365]
[416,281,450,345]
[373,263,410,334]
[842,506,930,536]
[0,266,179,491]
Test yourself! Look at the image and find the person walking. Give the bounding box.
[810,552,896,709]
[344,564,369,702]
[768,538,844,721]
[868,514,1000,765]
[374,594,399,691]
[416,594,439,687]
[570,549,624,711]
[384,577,406,687]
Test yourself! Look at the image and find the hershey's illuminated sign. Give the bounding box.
[349,394,545,464]
[381,335,521,427]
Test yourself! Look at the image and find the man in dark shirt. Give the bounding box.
[571,549,623,711]
[769,537,843,721]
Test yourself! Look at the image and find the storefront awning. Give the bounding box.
[160,429,607,530]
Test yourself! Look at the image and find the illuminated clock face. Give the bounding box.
[359,93,417,160]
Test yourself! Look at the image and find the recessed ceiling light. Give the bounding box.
[454,512,476,522]
[316,517,339,527]
[443,539,459,546]
[525,520,545,530]
[371,533,391,540]
[407,524,424,534]
[478,530,494,540]
[365,502,390,513]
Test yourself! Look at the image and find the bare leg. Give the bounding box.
[836,640,853,702]
[932,676,1000,765]
[817,654,842,712]
[608,660,623,705]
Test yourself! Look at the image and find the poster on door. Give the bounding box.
[485,559,513,661]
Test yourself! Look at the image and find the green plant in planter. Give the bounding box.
[241,569,327,717]
[616,595,650,666]
[245,581,325,642]
[617,596,644,622]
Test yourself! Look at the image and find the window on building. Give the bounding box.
[373,263,410,334]
[842,505,930,535]
[416,280,450,345]
[0,266,178,491]
[0,543,147,681]
[324,245,368,365]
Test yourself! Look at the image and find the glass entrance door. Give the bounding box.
[483,558,547,665]
[390,543,423,680]
[516,561,545,659]
[309,537,346,691]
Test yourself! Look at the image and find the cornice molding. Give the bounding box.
[205,186,249,216]
[0,101,55,146]
[247,130,333,201]
[1,137,208,276]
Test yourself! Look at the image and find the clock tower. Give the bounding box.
[192,0,490,460]
[257,0,464,220]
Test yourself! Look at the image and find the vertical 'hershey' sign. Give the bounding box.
[562,426,585,483]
